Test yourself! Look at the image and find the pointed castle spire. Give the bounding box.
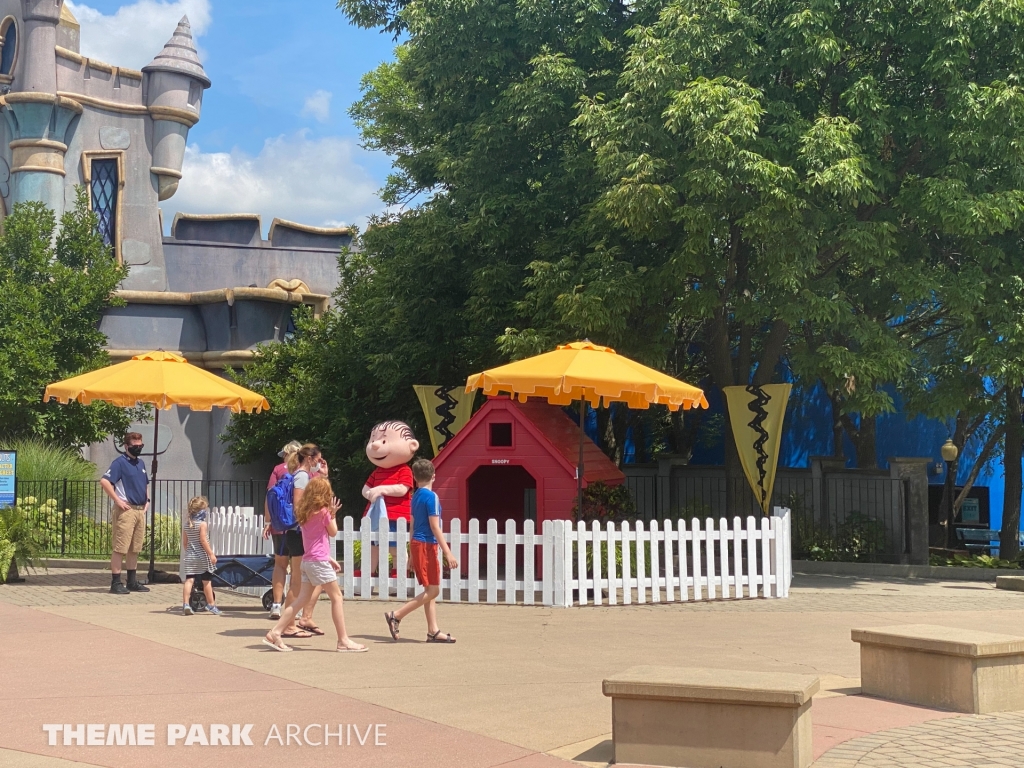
[142,16,211,88]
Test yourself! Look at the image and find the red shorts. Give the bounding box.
[410,541,440,587]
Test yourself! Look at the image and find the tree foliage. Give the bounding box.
[230,0,1024,510]
[0,190,131,448]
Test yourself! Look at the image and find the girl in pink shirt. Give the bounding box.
[263,477,366,653]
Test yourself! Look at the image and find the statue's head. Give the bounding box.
[366,421,419,468]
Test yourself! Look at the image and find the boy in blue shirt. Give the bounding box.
[384,459,458,643]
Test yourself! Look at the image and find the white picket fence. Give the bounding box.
[180,507,792,607]
[336,508,792,607]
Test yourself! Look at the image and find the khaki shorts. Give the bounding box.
[112,505,146,555]
[300,560,337,586]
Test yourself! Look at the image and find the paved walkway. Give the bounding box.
[813,712,1024,768]
[2,568,1024,767]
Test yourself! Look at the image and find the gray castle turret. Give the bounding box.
[0,2,353,482]
[143,16,208,202]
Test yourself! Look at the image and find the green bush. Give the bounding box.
[581,539,652,575]
[338,539,395,570]
[930,553,1019,569]
[7,439,101,522]
[793,511,888,562]
[7,439,97,481]
[22,497,179,559]
[22,496,109,555]
[146,512,181,558]
[671,500,713,520]
[573,482,636,524]
[0,498,47,576]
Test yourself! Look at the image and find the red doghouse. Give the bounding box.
[432,397,624,531]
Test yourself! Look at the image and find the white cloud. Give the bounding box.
[66,0,212,71]
[162,132,386,232]
[301,90,333,123]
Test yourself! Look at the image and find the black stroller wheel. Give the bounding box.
[262,589,274,611]
[189,583,208,612]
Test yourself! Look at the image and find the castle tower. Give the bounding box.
[2,0,82,215]
[142,16,210,201]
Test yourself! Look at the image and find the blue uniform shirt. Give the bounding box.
[411,487,441,544]
[103,454,149,506]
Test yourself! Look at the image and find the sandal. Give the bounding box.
[427,630,456,644]
[384,611,401,641]
[298,622,325,636]
[337,641,368,653]
[281,629,314,639]
[262,633,293,652]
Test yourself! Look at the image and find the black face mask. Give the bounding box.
[126,445,143,457]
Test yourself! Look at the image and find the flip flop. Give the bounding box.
[281,629,314,639]
[262,636,293,652]
[298,623,325,636]
[384,611,401,641]
[337,643,368,653]
[427,630,456,644]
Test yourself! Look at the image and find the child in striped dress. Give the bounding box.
[181,496,222,616]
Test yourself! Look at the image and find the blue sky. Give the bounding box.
[65,0,397,232]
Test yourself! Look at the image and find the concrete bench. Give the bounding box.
[602,666,819,768]
[852,624,1024,713]
[996,575,1024,592]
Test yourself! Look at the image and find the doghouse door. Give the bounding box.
[466,465,537,582]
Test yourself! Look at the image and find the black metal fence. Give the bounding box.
[14,479,264,559]
[19,472,907,564]
[623,473,909,563]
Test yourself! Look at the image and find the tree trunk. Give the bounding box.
[596,405,613,461]
[854,415,877,469]
[1000,386,1022,560]
[829,390,845,459]
[723,412,745,511]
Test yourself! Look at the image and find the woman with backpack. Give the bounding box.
[272,444,328,638]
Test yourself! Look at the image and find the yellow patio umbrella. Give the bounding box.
[466,341,708,514]
[44,350,270,581]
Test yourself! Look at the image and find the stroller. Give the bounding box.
[188,554,277,612]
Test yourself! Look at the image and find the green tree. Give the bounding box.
[226,213,490,505]
[0,190,130,448]
[550,0,1024,475]
[225,0,649,496]
[957,247,1024,558]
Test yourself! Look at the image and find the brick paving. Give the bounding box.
[5,568,1024,767]
[812,712,1024,768]
[5,567,1024,613]
[0,567,260,607]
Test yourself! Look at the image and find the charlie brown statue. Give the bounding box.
[362,421,420,574]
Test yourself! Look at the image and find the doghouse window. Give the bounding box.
[489,422,513,447]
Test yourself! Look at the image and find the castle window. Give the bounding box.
[90,159,119,249]
[0,18,17,78]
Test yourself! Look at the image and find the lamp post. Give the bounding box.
[941,438,959,549]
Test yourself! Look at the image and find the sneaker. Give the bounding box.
[126,581,150,592]
[110,581,129,595]
[269,603,281,619]
[183,604,194,616]
[204,605,224,616]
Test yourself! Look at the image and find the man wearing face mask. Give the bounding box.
[100,432,151,594]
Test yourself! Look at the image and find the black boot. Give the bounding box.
[125,569,150,592]
[110,574,129,595]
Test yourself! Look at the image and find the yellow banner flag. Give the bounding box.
[413,385,476,456]
[723,384,792,515]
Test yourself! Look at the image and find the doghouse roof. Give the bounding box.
[435,398,625,485]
